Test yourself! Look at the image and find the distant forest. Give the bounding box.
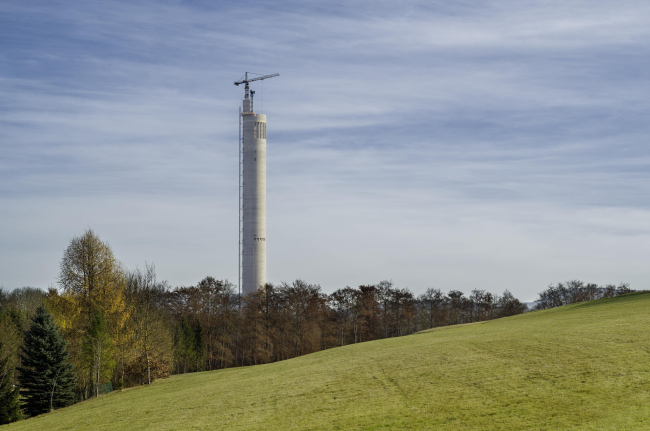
[0,229,633,423]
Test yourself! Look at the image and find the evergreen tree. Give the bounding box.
[18,305,77,417]
[0,342,21,424]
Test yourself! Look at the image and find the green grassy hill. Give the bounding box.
[6,292,650,430]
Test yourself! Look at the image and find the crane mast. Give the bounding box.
[234,72,280,102]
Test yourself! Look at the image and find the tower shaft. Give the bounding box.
[241,97,267,295]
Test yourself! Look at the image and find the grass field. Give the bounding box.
[5,292,650,430]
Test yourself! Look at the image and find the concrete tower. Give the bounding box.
[235,72,278,296]
[241,93,266,295]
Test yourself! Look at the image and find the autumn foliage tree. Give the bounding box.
[47,229,129,399]
[124,264,172,385]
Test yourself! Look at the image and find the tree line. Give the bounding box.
[0,229,632,424]
[534,280,632,310]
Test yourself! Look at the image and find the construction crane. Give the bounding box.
[234,72,279,103]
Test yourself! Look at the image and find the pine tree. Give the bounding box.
[18,305,77,417]
[0,342,21,424]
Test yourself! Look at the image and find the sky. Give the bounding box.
[1,0,649,301]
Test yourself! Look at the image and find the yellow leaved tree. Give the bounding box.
[47,229,132,399]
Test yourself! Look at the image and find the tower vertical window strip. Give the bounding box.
[238,106,242,307]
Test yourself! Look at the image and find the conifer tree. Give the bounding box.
[18,305,77,417]
[0,342,21,424]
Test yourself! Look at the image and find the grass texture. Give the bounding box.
[5,292,650,430]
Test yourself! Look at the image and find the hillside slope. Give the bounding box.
[5,292,650,430]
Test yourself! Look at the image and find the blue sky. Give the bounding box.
[1,0,649,301]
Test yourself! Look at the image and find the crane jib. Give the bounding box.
[234,73,279,86]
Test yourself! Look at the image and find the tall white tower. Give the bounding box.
[235,72,278,296]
